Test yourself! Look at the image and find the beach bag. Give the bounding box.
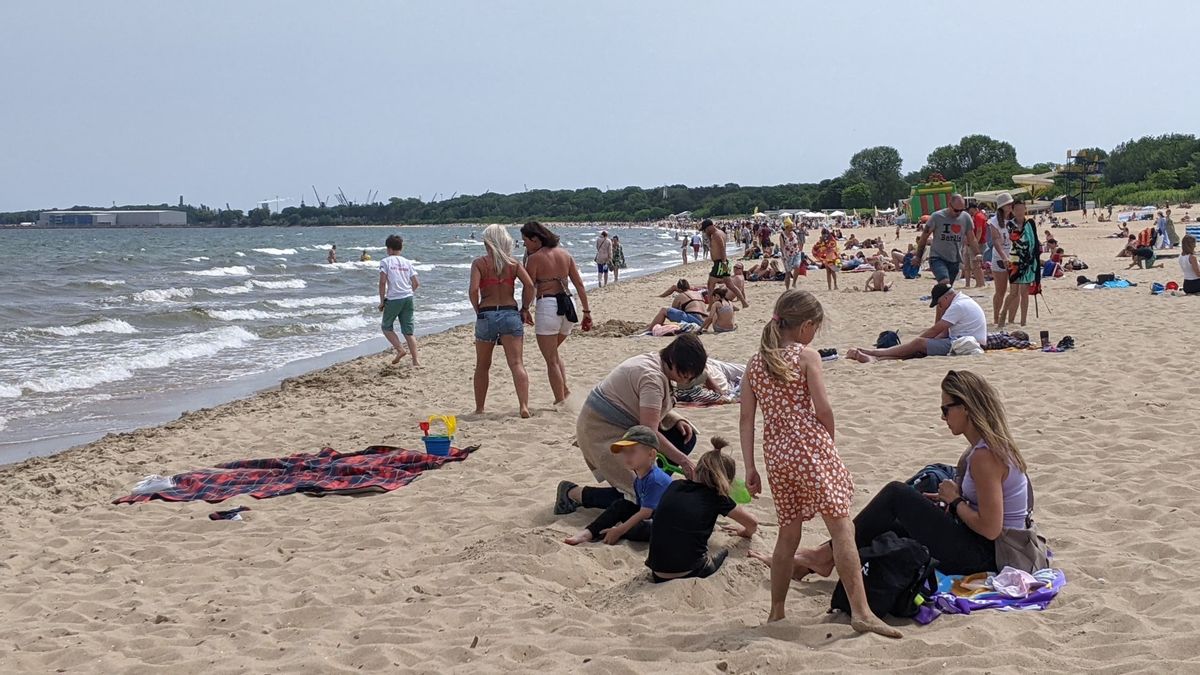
[831,532,938,619]
[950,336,985,356]
[1096,273,1116,284]
[875,330,901,349]
[904,463,956,494]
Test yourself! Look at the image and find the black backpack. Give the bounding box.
[875,330,901,349]
[904,463,956,494]
[831,532,939,619]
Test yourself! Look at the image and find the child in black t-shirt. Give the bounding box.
[646,437,759,583]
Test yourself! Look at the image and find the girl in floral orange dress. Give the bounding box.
[740,289,900,638]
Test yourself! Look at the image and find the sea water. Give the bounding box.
[0,224,698,461]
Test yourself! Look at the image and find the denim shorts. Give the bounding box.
[475,308,524,343]
[928,257,961,285]
[666,307,704,325]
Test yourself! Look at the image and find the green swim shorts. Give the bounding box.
[382,297,415,336]
[710,259,731,279]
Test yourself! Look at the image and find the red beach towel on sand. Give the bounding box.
[114,445,477,504]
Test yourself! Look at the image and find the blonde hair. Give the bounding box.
[941,370,1027,473]
[694,436,736,497]
[758,289,824,381]
[482,224,517,276]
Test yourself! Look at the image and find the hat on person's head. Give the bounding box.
[996,192,1014,209]
[610,425,660,453]
[929,283,953,307]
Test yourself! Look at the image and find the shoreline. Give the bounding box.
[0,251,711,465]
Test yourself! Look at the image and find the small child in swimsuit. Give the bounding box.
[700,287,738,333]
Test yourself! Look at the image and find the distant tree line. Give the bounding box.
[5,133,1199,226]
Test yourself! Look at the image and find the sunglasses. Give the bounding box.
[940,401,964,417]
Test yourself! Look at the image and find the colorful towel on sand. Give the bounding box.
[915,567,1066,625]
[114,445,477,504]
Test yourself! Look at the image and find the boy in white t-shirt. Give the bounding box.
[378,234,420,366]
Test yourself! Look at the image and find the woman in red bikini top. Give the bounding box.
[469,225,537,417]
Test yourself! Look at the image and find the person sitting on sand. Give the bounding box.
[1180,235,1200,294]
[847,284,987,362]
[745,258,781,282]
[676,358,745,402]
[771,370,1047,576]
[647,437,759,582]
[699,287,738,333]
[647,279,708,331]
[1118,234,1137,257]
[378,235,420,366]
[555,334,707,514]
[564,425,672,546]
[863,269,892,292]
[469,224,535,418]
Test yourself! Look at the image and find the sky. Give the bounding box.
[2,0,1197,212]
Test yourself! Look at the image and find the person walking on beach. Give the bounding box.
[739,290,900,637]
[327,244,338,264]
[1000,200,1040,328]
[469,224,535,418]
[521,221,591,405]
[610,235,626,283]
[914,194,979,286]
[595,230,613,287]
[681,232,690,265]
[378,235,419,366]
[781,222,802,290]
[988,194,1015,325]
[701,219,749,308]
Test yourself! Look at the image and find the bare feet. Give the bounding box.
[767,606,786,623]
[564,530,593,546]
[391,348,408,365]
[519,408,532,419]
[846,348,877,364]
[747,549,813,581]
[794,548,834,578]
[473,408,485,415]
[851,616,902,639]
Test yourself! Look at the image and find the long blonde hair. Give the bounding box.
[759,289,824,381]
[694,436,736,497]
[941,370,1027,472]
[482,224,517,276]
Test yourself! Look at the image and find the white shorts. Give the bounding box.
[535,296,575,336]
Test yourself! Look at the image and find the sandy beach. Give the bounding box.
[3,210,1198,673]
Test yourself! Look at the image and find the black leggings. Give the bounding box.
[853,481,996,574]
[584,497,652,541]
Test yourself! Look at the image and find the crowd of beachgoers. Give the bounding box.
[353,190,1197,635]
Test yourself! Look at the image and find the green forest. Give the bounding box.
[5,133,1199,227]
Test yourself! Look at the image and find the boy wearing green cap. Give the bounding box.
[564,425,672,546]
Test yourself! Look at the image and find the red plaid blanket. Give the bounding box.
[114,445,477,504]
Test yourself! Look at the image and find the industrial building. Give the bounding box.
[36,210,188,227]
